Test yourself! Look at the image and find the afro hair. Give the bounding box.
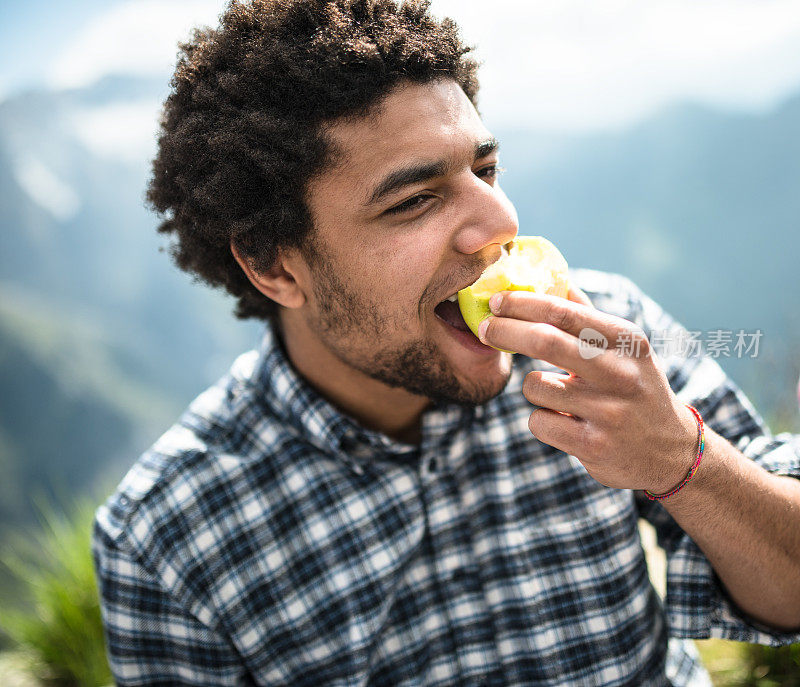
[146,0,480,322]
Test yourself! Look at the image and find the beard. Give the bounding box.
[302,244,511,407]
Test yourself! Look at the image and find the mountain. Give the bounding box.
[496,95,800,427]
[0,76,263,530]
[0,76,798,532]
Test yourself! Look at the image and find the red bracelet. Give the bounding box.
[644,404,705,501]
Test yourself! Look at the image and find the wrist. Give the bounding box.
[645,403,705,499]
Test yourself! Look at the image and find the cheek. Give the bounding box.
[352,235,442,323]
[370,254,431,299]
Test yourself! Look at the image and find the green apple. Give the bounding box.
[457,236,570,353]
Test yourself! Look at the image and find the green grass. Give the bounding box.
[0,496,111,686]
[697,639,800,686]
[696,639,752,685]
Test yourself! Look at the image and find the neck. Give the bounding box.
[274,312,429,446]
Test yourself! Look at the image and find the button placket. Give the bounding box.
[420,457,502,684]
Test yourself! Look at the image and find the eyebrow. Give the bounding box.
[364,137,500,207]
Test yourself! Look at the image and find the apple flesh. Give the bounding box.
[457,236,569,353]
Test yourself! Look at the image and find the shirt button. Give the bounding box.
[427,456,438,473]
[448,568,469,583]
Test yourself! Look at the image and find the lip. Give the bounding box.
[434,308,497,355]
[435,244,510,305]
[436,275,482,307]
[438,283,472,305]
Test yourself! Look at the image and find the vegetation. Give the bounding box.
[697,640,800,686]
[0,496,111,686]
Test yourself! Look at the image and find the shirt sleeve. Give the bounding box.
[623,277,800,646]
[92,510,253,686]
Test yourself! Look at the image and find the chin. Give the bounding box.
[441,359,514,407]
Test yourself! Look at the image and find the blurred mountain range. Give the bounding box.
[0,75,798,532]
[0,76,263,530]
[497,94,800,430]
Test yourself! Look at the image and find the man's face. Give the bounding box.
[298,78,519,407]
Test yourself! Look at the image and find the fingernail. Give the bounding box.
[478,317,491,341]
[489,293,503,313]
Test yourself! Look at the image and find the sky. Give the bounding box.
[2,0,800,132]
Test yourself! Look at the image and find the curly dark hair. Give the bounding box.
[146,0,480,322]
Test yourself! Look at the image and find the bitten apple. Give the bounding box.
[457,236,569,353]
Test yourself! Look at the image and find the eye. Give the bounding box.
[384,194,435,216]
[476,164,505,181]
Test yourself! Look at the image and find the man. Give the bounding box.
[92,0,800,685]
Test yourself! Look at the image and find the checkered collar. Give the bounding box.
[246,318,496,469]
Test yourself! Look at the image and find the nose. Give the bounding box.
[451,171,519,257]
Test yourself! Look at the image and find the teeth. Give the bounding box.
[445,294,458,303]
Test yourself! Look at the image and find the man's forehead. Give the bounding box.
[318,79,493,182]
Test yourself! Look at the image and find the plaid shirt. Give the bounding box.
[93,267,800,686]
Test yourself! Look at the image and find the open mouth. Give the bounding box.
[433,294,495,355]
[433,242,512,333]
[434,295,471,332]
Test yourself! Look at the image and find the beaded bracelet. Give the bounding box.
[644,404,705,501]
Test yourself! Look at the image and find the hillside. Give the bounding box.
[498,95,800,423]
[0,76,797,532]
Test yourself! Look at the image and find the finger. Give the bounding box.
[568,283,593,308]
[481,315,620,381]
[528,407,587,455]
[490,291,650,356]
[523,370,594,419]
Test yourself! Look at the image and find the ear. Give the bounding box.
[230,240,306,309]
